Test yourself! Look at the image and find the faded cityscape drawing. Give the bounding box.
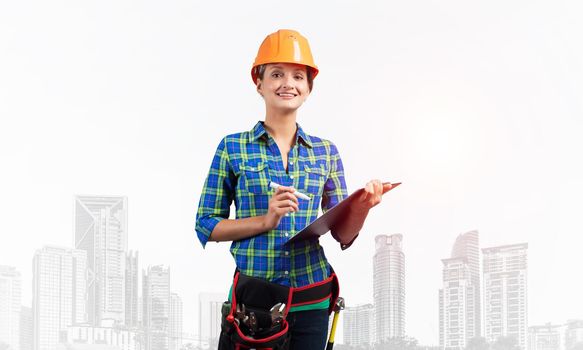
[1,196,582,350]
[1,196,188,350]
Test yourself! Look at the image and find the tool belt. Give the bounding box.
[218,270,339,350]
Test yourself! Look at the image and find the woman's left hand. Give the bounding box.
[354,179,392,213]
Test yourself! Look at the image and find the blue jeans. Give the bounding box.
[288,309,330,350]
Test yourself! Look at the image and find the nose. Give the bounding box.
[282,74,294,89]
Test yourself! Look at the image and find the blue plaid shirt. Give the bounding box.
[195,121,348,287]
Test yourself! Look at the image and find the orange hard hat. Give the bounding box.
[251,29,319,85]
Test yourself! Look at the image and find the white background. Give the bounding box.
[1,0,582,345]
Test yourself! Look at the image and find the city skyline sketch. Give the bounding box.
[2,195,581,350]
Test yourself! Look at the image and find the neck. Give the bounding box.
[263,108,298,146]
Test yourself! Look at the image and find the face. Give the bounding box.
[257,63,311,113]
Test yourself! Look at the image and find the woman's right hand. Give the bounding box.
[262,185,299,231]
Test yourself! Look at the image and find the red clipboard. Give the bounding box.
[286,182,401,244]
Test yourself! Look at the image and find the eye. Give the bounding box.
[271,72,282,78]
[294,75,304,80]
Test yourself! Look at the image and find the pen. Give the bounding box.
[269,181,311,200]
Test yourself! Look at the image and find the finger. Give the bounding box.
[285,191,299,204]
[368,179,379,195]
[277,185,296,193]
[374,179,383,195]
[368,181,377,193]
[284,198,300,212]
[362,182,374,202]
[275,199,299,211]
[278,199,299,212]
[362,180,382,207]
[374,180,383,202]
[275,192,299,205]
[382,182,393,194]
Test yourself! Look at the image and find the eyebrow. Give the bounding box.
[269,66,306,74]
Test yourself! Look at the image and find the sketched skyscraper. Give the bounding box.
[198,293,224,347]
[33,246,87,350]
[565,320,583,350]
[74,195,128,325]
[451,230,481,337]
[527,323,562,350]
[143,265,170,350]
[373,234,405,342]
[343,303,374,347]
[482,243,528,349]
[169,293,183,350]
[439,257,475,349]
[125,251,139,327]
[0,265,21,350]
[20,306,33,350]
[439,230,481,349]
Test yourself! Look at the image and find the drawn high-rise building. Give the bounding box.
[126,251,139,328]
[439,230,481,349]
[74,195,128,325]
[343,303,374,347]
[528,323,563,350]
[138,296,143,327]
[373,234,405,343]
[0,265,21,350]
[33,246,87,350]
[169,293,183,350]
[198,293,225,347]
[565,320,583,350]
[143,265,170,350]
[451,230,481,337]
[439,257,475,349]
[483,243,528,349]
[439,289,445,348]
[20,306,33,350]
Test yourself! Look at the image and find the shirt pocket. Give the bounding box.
[303,163,328,197]
[240,161,270,195]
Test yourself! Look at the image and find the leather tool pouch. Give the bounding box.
[218,270,339,350]
[219,272,292,350]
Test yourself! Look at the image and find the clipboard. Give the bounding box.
[286,182,401,244]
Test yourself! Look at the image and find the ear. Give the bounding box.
[256,79,263,96]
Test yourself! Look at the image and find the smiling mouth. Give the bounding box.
[276,92,297,98]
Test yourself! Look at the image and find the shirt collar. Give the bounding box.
[250,121,268,142]
[296,124,312,148]
[249,121,313,148]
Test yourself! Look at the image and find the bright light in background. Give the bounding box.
[398,94,483,174]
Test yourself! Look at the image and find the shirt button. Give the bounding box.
[284,232,289,237]
[289,161,294,165]
[284,251,289,256]
[284,271,289,275]
[290,174,294,179]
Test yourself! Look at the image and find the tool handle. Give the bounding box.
[326,311,340,350]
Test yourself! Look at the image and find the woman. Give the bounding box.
[195,29,390,350]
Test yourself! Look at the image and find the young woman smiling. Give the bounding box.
[196,29,391,350]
